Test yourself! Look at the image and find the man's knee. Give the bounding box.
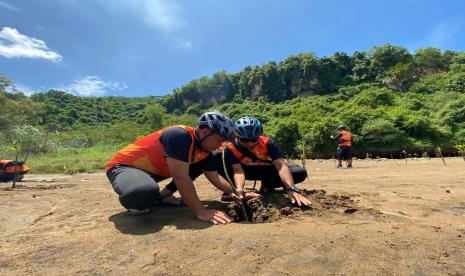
[119,184,160,210]
[289,164,307,184]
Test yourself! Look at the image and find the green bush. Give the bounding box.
[26,144,119,174]
[359,118,406,148]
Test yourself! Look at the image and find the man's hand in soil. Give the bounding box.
[232,191,262,204]
[288,191,312,206]
[196,208,232,225]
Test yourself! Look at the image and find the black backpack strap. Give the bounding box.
[233,142,273,164]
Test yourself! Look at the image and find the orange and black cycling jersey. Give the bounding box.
[0,160,30,174]
[223,136,282,166]
[335,130,353,147]
[106,125,214,177]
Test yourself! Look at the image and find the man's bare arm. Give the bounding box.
[166,157,204,213]
[167,157,232,224]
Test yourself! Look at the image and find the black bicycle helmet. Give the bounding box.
[197,110,234,140]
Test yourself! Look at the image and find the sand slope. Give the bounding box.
[1,158,464,275]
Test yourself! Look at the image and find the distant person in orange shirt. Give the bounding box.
[331,125,353,168]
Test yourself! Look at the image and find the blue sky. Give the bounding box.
[1,0,465,97]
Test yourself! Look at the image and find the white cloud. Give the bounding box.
[59,76,128,97]
[182,41,192,48]
[4,83,36,96]
[0,27,62,62]
[140,0,186,32]
[0,1,20,12]
[105,0,186,32]
[172,39,192,50]
[13,84,36,96]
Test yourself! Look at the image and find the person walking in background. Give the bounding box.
[331,125,353,168]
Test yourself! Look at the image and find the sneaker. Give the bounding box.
[156,195,187,207]
[347,164,353,168]
[336,164,343,168]
[221,192,234,202]
[258,186,274,195]
[126,208,151,215]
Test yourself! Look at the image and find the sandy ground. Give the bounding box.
[1,158,465,275]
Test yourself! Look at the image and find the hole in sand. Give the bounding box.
[225,189,380,223]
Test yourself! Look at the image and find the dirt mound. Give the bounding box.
[226,189,379,222]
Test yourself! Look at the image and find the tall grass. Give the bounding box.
[26,144,120,174]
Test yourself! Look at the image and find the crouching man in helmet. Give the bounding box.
[216,116,311,206]
[106,111,253,224]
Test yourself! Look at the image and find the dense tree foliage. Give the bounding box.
[28,90,163,131]
[164,44,459,112]
[0,77,45,131]
[1,44,465,158]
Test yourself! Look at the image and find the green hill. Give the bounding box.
[1,44,465,160]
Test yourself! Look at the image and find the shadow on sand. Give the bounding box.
[109,200,231,235]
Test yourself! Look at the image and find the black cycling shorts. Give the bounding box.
[337,146,352,160]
